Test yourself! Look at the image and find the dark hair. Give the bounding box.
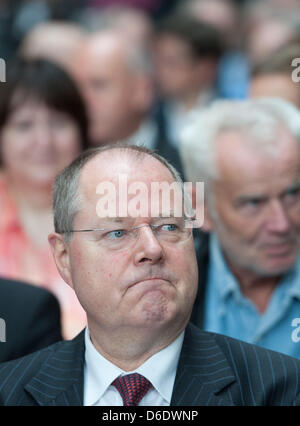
[155,14,225,60]
[0,57,89,153]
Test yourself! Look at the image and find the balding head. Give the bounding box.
[48,144,198,356]
[72,30,153,145]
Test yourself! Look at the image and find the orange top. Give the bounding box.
[0,174,86,339]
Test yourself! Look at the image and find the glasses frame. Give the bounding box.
[59,218,196,235]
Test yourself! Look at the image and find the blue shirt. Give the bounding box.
[204,233,300,358]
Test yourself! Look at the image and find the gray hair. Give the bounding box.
[79,10,153,76]
[53,144,192,242]
[179,97,300,186]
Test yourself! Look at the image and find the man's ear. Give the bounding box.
[48,232,74,289]
[191,186,214,232]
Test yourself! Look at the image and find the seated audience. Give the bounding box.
[1,145,300,405]
[0,277,62,363]
[180,98,300,358]
[0,58,88,339]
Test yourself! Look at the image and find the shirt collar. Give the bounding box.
[209,233,239,300]
[84,327,184,406]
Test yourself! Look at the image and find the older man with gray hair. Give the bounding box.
[180,97,300,358]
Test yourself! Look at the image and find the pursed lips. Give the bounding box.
[127,276,171,290]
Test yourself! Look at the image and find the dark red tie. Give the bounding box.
[112,373,153,406]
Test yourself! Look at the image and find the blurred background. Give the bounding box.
[1,0,300,92]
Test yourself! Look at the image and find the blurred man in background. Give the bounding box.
[174,0,249,99]
[153,14,224,150]
[72,29,183,174]
[180,98,300,358]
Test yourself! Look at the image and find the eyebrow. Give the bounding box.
[155,210,177,218]
[235,195,267,206]
[281,181,300,196]
[235,179,300,205]
[108,217,127,223]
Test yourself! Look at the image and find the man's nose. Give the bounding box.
[133,225,164,265]
[266,200,291,233]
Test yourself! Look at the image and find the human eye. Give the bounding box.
[105,229,127,240]
[283,186,300,205]
[237,197,264,213]
[12,119,33,132]
[246,198,263,207]
[155,218,186,235]
[160,223,178,232]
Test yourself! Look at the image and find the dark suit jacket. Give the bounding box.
[151,108,184,180]
[1,322,300,406]
[0,278,62,363]
[190,231,210,329]
[153,136,184,181]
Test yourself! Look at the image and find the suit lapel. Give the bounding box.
[171,324,236,406]
[22,321,235,405]
[24,330,85,406]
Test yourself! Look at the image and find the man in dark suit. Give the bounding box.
[1,145,300,406]
[72,29,183,177]
[0,277,62,363]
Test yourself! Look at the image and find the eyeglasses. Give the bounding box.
[60,218,194,250]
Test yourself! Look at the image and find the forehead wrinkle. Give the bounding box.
[83,149,174,183]
[216,129,300,182]
[78,149,177,206]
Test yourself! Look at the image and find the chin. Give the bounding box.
[137,296,176,325]
[258,257,297,277]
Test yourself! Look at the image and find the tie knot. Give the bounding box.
[112,373,152,406]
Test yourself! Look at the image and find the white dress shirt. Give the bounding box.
[83,327,184,406]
